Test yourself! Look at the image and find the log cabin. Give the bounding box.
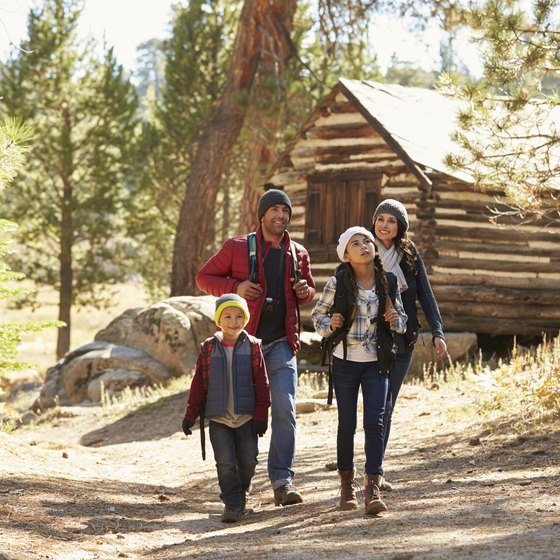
[266,78,560,340]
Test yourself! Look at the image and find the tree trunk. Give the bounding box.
[170,0,297,295]
[238,142,274,234]
[57,177,73,359]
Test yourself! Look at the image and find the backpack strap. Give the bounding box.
[199,338,214,461]
[247,232,258,283]
[290,241,301,334]
[322,266,357,404]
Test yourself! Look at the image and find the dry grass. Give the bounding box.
[419,335,560,433]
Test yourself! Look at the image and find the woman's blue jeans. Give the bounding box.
[383,341,414,456]
[209,420,258,507]
[332,357,388,476]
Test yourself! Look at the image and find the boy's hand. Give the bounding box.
[253,420,268,437]
[182,418,193,436]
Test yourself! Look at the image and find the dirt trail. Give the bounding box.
[1,383,558,560]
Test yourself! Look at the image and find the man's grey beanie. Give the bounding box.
[257,189,292,222]
[372,199,409,230]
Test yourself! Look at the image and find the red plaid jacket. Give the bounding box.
[183,332,270,425]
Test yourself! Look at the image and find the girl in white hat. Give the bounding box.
[312,226,407,515]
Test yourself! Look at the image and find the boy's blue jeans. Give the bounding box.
[209,420,258,507]
[332,356,388,476]
[261,338,298,489]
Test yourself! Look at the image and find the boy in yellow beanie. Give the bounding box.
[182,294,270,523]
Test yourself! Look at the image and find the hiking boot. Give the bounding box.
[338,469,359,510]
[378,476,393,492]
[364,474,388,515]
[273,483,303,506]
[221,504,242,523]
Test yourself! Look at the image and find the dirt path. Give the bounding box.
[1,382,558,560]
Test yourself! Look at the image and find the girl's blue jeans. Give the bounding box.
[332,356,388,476]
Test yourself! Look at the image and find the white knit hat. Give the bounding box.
[336,226,375,261]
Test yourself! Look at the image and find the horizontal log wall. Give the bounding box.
[419,175,560,336]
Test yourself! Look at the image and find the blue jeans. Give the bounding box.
[332,357,388,476]
[261,338,298,488]
[383,336,414,455]
[209,420,258,507]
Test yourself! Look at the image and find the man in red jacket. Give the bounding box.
[197,188,316,506]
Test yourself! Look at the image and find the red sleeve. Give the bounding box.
[252,344,271,423]
[184,354,206,425]
[196,237,242,296]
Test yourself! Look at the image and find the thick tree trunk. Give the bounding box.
[170,0,297,295]
[57,178,73,359]
[238,142,274,234]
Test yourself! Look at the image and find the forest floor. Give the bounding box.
[1,373,559,560]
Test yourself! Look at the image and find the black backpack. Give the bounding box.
[320,263,398,404]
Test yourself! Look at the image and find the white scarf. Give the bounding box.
[375,240,408,292]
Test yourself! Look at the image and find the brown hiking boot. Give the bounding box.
[273,483,303,506]
[338,469,359,510]
[364,474,388,515]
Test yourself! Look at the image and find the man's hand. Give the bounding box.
[293,279,309,300]
[237,280,263,300]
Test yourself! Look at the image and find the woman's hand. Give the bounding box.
[434,336,447,359]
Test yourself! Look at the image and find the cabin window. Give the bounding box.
[306,174,382,245]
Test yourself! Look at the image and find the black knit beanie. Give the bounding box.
[257,189,292,222]
[372,199,409,230]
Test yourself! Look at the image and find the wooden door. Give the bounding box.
[306,173,382,247]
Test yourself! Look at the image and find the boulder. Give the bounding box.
[407,332,478,378]
[33,296,217,410]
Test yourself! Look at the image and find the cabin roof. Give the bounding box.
[338,78,474,184]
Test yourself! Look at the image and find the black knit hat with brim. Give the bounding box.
[257,189,292,222]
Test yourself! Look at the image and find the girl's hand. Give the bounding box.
[383,308,398,323]
[330,312,344,331]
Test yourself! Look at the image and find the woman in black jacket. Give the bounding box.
[371,199,447,486]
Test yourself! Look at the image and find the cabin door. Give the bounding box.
[305,173,383,247]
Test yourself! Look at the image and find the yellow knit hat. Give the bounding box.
[214,293,250,326]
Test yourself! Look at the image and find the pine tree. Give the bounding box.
[0,0,138,358]
[0,118,61,381]
[443,0,560,222]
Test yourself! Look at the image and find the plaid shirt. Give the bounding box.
[312,275,407,356]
